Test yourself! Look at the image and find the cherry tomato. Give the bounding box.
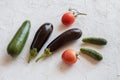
[61,12,75,26]
[62,49,77,65]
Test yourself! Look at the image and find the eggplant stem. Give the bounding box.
[36,48,52,62]
[28,48,38,63]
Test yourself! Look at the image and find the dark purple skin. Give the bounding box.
[28,23,53,63]
[30,23,53,51]
[36,28,82,62]
[47,28,82,52]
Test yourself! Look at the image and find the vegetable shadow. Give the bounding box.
[57,60,73,73]
[1,54,15,66]
[80,43,105,49]
[57,24,68,31]
[79,52,100,64]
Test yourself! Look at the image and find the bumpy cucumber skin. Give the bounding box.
[82,37,107,45]
[80,48,103,61]
[7,20,31,57]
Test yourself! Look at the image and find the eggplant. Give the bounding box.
[28,23,53,63]
[36,28,82,62]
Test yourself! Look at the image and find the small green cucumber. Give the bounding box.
[80,48,103,61]
[82,37,107,45]
[7,20,31,57]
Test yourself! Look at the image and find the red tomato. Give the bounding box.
[61,12,75,26]
[62,49,77,65]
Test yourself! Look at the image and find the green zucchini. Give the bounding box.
[7,20,31,57]
[82,37,107,45]
[80,48,103,61]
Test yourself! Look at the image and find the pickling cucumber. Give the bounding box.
[7,20,31,57]
[80,48,103,61]
[82,37,107,45]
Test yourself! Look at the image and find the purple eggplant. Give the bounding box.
[36,28,82,62]
[28,23,53,63]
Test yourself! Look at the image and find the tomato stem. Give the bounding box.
[76,53,80,60]
[69,8,87,17]
[75,13,87,17]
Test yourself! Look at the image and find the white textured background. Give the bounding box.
[0,0,120,80]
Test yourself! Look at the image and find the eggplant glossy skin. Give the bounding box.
[35,28,82,62]
[47,28,82,52]
[28,23,53,63]
[31,23,53,51]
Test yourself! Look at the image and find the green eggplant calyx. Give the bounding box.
[28,48,38,63]
[36,48,52,62]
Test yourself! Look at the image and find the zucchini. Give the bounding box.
[82,37,107,45]
[7,20,31,57]
[80,48,103,61]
